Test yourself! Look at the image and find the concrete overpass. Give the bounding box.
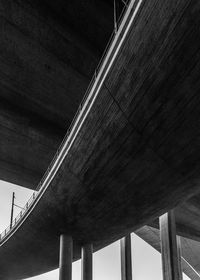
[0,0,122,189]
[1,0,200,279]
[136,225,200,280]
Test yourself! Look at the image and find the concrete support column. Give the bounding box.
[176,236,183,277]
[59,234,73,280]
[120,234,132,280]
[159,210,183,280]
[81,243,93,280]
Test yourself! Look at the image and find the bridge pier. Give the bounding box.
[59,234,73,280]
[159,211,183,280]
[81,243,93,280]
[120,234,132,280]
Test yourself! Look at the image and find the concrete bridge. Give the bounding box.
[0,0,118,189]
[1,0,200,279]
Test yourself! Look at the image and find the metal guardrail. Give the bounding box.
[0,1,131,242]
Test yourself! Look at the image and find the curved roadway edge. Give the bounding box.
[0,0,141,252]
[0,0,144,278]
[1,0,200,278]
[135,226,200,280]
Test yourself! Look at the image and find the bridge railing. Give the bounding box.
[0,191,38,241]
[35,1,129,192]
[0,0,132,243]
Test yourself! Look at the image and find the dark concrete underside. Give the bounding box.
[149,195,200,243]
[136,226,200,280]
[1,0,200,279]
[0,0,121,188]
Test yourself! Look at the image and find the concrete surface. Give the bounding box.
[1,0,200,279]
[136,225,200,280]
[0,0,117,188]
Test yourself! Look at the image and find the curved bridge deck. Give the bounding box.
[1,0,200,278]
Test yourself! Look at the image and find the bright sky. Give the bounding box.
[0,180,190,280]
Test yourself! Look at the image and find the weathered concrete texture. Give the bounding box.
[0,102,62,188]
[175,196,200,242]
[149,196,200,243]
[0,0,115,188]
[159,212,182,280]
[136,226,200,280]
[1,0,200,279]
[120,235,132,280]
[59,235,73,280]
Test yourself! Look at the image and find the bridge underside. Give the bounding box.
[136,225,200,280]
[1,0,200,279]
[0,0,121,189]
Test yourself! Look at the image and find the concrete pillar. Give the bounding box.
[81,243,93,280]
[59,234,73,280]
[176,236,183,278]
[159,210,183,280]
[120,234,132,280]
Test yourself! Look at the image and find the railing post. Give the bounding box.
[114,0,118,33]
[81,243,93,280]
[59,234,73,280]
[10,192,15,230]
[120,234,132,280]
[159,210,183,280]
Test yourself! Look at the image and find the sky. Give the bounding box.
[0,180,190,280]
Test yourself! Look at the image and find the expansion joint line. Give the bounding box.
[104,82,139,131]
[103,83,190,184]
